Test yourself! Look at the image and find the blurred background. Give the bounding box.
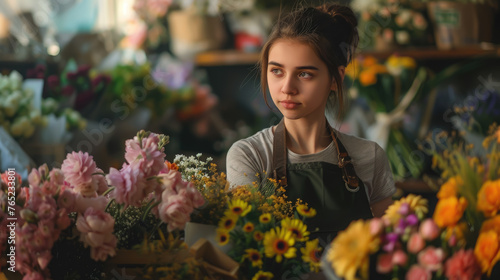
[0,0,499,200]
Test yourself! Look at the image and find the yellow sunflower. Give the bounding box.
[244,248,263,268]
[254,231,264,241]
[218,215,237,231]
[259,213,272,224]
[263,227,297,263]
[225,199,252,217]
[296,204,317,218]
[216,229,230,246]
[251,271,274,280]
[383,194,428,224]
[301,239,322,272]
[327,220,380,280]
[243,222,255,233]
[281,217,309,241]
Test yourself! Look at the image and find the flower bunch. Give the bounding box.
[346,55,427,180]
[29,62,111,123]
[1,130,206,279]
[216,188,322,279]
[351,0,433,49]
[125,0,173,51]
[172,154,229,226]
[325,194,483,280]
[428,124,500,277]
[0,71,43,140]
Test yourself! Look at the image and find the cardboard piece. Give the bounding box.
[190,238,239,280]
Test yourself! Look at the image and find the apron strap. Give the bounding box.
[272,119,288,186]
[329,124,360,192]
[272,119,360,191]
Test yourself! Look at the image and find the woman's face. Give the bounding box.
[267,39,335,122]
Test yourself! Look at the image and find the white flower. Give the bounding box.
[10,116,32,137]
[395,31,410,45]
[8,71,23,91]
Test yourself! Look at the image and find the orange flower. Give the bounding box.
[437,176,462,199]
[362,56,378,68]
[480,215,500,236]
[165,161,179,171]
[477,179,500,217]
[474,230,500,276]
[359,70,377,86]
[433,197,467,228]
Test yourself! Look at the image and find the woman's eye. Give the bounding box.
[270,68,283,75]
[299,72,312,78]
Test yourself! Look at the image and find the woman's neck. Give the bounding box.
[283,117,332,155]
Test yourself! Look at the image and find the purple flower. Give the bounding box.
[406,214,419,226]
[47,75,60,89]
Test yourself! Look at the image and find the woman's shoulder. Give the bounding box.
[228,126,274,154]
[336,131,385,162]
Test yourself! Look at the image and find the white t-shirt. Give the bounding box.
[226,126,396,204]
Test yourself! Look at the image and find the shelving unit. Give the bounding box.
[195,45,500,67]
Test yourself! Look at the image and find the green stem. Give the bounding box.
[102,186,115,197]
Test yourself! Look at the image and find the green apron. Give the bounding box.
[272,119,373,245]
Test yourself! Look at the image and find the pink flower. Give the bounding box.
[23,271,45,280]
[37,250,52,270]
[376,253,393,274]
[56,208,71,229]
[406,265,431,280]
[392,250,408,266]
[28,168,41,186]
[93,168,109,195]
[124,133,165,177]
[370,218,384,235]
[407,232,425,254]
[57,189,76,212]
[37,202,56,221]
[61,151,97,190]
[444,249,481,280]
[76,208,117,261]
[75,195,108,213]
[159,195,192,231]
[418,246,445,271]
[49,168,65,186]
[107,164,148,207]
[419,219,440,241]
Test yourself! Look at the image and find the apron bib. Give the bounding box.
[272,119,373,244]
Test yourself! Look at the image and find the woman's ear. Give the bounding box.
[338,65,346,81]
[330,66,346,91]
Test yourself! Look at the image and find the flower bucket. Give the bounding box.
[184,222,232,253]
[167,7,227,59]
[427,2,494,49]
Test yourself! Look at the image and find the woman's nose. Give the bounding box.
[281,76,298,95]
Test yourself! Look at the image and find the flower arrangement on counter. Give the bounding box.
[346,54,428,180]
[323,124,500,280]
[0,130,210,279]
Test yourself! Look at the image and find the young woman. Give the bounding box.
[226,3,396,243]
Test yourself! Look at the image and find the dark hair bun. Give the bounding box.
[316,3,359,65]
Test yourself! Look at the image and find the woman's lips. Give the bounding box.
[280,101,300,109]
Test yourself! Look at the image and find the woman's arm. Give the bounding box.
[370,196,393,217]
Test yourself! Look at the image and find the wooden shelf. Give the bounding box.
[196,50,260,67]
[195,45,500,66]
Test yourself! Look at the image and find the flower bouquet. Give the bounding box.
[0,130,211,279]
[215,179,323,279]
[322,124,500,279]
[345,54,428,180]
